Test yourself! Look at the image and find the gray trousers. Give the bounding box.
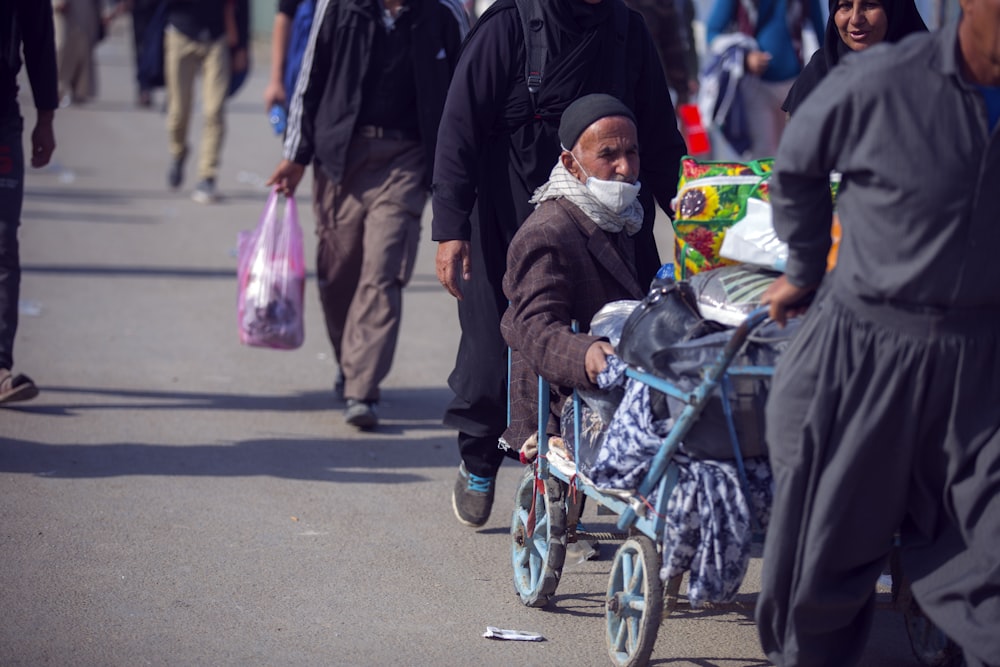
[311,136,425,403]
[756,284,1000,667]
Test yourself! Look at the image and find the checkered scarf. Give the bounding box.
[529,161,644,236]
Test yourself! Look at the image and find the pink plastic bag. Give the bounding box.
[237,190,305,349]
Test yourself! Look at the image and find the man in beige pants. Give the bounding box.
[52,0,103,106]
[164,0,245,204]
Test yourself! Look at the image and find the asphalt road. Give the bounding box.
[1,19,921,667]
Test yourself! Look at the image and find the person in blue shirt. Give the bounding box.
[705,0,824,158]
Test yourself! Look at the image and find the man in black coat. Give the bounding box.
[432,0,687,527]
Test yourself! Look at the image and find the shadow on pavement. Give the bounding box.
[0,433,455,481]
[2,385,454,418]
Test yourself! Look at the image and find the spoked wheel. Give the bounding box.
[606,535,663,667]
[511,466,567,607]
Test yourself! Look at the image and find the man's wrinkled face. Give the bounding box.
[959,0,1000,84]
[562,116,639,185]
[834,0,889,51]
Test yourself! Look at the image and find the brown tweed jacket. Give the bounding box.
[500,197,650,451]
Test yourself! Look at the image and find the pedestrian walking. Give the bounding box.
[267,0,469,430]
[163,0,246,204]
[0,0,59,405]
[756,2,1000,665]
[52,0,104,106]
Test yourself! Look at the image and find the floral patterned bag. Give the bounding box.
[671,156,774,280]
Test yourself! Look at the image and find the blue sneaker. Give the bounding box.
[452,462,495,527]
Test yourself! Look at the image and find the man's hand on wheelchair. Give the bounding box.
[761,275,817,327]
[585,340,615,385]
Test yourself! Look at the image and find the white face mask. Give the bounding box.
[571,153,641,214]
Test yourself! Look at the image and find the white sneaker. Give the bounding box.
[191,179,217,204]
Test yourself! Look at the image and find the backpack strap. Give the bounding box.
[515,0,630,111]
[514,0,546,111]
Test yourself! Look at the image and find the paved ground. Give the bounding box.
[1,19,921,667]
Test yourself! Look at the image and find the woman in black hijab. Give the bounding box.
[782,0,927,115]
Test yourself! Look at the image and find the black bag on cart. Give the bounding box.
[617,278,797,460]
[616,278,720,372]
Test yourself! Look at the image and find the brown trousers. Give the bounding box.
[312,136,425,403]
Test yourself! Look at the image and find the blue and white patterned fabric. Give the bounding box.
[585,356,673,490]
[660,453,772,606]
[573,355,773,607]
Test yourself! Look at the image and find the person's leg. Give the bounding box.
[338,138,424,405]
[81,40,97,102]
[0,115,37,404]
[905,326,1000,667]
[313,151,366,380]
[164,27,198,186]
[131,7,154,104]
[445,286,511,477]
[63,19,90,103]
[0,117,25,373]
[445,248,512,526]
[757,295,932,666]
[52,10,73,103]
[195,35,230,187]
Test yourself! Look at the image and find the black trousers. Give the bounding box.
[443,200,517,478]
[0,116,25,371]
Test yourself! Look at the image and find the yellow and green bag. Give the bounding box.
[671,156,843,279]
[671,156,774,280]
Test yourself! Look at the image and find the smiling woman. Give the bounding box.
[835,0,890,50]
[782,0,928,114]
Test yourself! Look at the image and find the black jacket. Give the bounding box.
[283,0,468,186]
[1,0,59,119]
[430,0,686,287]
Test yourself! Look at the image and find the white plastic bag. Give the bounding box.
[718,198,788,272]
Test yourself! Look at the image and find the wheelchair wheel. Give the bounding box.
[606,535,663,667]
[511,466,567,607]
